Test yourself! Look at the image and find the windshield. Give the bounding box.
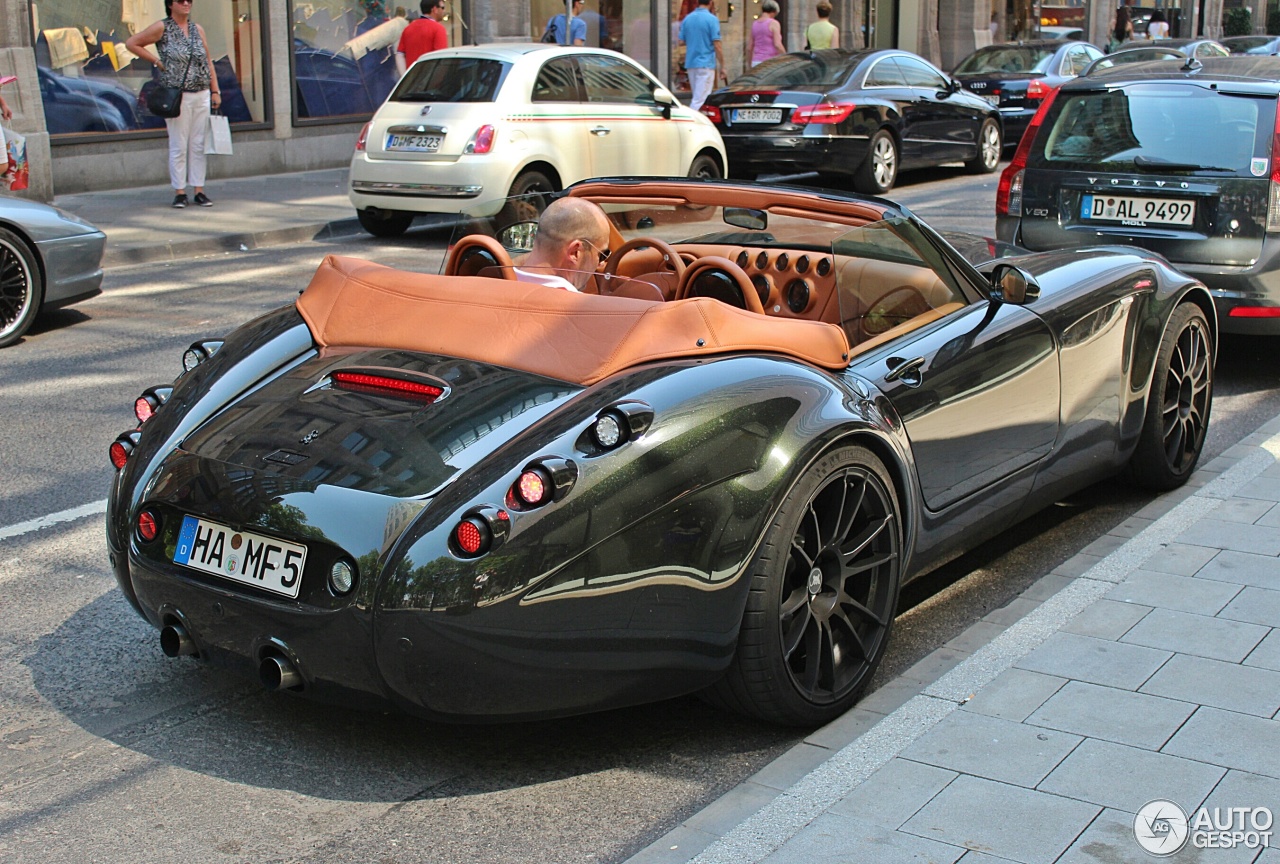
[954,45,1055,75]
[392,58,509,102]
[445,190,970,349]
[729,50,859,89]
[1030,84,1275,174]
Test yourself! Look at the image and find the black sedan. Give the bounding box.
[951,39,1102,146]
[701,49,1003,194]
[0,194,106,347]
[107,178,1214,726]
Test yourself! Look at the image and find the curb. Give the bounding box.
[624,418,1280,864]
[102,218,363,269]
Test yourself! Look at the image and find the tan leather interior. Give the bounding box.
[296,256,851,386]
[444,235,515,279]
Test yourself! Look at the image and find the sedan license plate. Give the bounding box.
[733,108,782,123]
[386,133,442,152]
[1081,194,1195,226]
[174,515,306,598]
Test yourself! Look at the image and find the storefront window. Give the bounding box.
[30,0,267,137]
[672,0,755,89]
[292,0,408,120]
[530,1,653,71]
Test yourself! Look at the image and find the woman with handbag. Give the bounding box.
[125,0,220,208]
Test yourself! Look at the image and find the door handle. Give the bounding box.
[590,126,611,136]
[884,355,925,386]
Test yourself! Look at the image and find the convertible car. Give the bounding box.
[106,179,1215,726]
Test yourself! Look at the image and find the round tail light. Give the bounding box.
[514,468,551,507]
[136,510,160,543]
[329,559,356,595]
[592,413,625,449]
[454,518,489,557]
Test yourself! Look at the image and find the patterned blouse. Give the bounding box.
[157,17,212,92]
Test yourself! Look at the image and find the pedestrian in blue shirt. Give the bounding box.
[544,0,587,46]
[679,0,725,110]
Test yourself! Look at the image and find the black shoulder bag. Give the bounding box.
[147,46,193,119]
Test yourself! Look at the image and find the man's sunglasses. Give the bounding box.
[582,238,610,265]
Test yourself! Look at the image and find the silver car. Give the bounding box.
[0,194,106,347]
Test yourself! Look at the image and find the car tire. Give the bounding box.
[0,227,43,349]
[966,118,1002,174]
[854,129,898,195]
[707,444,902,726]
[1128,303,1213,491]
[357,208,414,238]
[688,152,722,181]
[499,170,556,224]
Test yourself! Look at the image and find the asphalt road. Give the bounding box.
[2,169,1279,864]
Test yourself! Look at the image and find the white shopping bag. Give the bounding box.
[205,113,233,155]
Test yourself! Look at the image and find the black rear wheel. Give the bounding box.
[0,227,42,349]
[688,152,722,181]
[1128,303,1213,490]
[708,445,902,725]
[357,208,414,238]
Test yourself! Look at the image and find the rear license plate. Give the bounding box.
[733,108,782,123]
[386,133,442,152]
[174,515,306,598]
[1081,194,1195,226]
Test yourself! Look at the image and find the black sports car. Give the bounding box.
[107,178,1215,726]
[701,49,1003,194]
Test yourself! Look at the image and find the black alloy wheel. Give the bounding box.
[1129,303,1213,490]
[709,445,902,725]
[0,227,42,349]
[688,152,722,181]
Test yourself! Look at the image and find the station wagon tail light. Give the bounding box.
[355,121,371,152]
[463,125,496,155]
[1267,100,1280,233]
[997,86,1059,216]
[331,371,443,403]
[1026,79,1053,100]
[792,102,857,125]
[700,105,722,123]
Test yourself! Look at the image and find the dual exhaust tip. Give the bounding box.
[160,623,302,691]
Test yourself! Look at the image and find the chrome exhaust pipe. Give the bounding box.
[259,655,302,691]
[160,624,197,657]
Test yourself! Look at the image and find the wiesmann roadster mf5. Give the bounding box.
[107,179,1214,726]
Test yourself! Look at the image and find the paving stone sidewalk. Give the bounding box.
[628,418,1280,864]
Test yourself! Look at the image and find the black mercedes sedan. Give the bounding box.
[951,39,1102,146]
[701,49,1003,194]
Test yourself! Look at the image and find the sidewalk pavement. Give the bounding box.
[52,167,362,269]
[627,417,1280,864]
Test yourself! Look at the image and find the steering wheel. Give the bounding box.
[603,237,687,281]
[674,256,765,314]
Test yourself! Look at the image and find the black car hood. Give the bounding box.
[178,348,579,500]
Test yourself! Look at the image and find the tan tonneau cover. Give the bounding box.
[295,256,851,386]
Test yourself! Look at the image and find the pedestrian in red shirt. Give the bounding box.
[395,0,448,75]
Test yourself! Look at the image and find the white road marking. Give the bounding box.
[0,499,108,542]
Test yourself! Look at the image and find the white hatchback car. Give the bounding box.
[349,43,729,236]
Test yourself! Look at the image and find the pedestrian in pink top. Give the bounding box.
[751,0,784,66]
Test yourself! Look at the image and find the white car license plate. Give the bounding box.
[1081,194,1195,226]
[174,515,306,598]
[386,133,442,152]
[734,108,782,123]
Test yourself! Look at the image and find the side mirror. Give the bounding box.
[990,264,1040,304]
[946,78,962,94]
[654,91,675,120]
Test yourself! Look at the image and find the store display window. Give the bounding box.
[30,0,268,138]
[291,0,408,120]
[530,1,654,73]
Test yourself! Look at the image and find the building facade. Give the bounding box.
[0,0,1234,201]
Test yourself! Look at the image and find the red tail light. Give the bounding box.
[454,518,487,556]
[331,371,443,403]
[997,86,1059,216]
[451,508,510,558]
[1229,306,1280,318]
[355,121,371,152]
[700,105,722,123]
[465,124,496,155]
[137,510,160,543]
[791,102,857,125]
[1267,99,1280,233]
[109,430,141,470]
[1026,79,1053,100]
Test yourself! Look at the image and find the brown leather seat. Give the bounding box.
[444,235,515,280]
